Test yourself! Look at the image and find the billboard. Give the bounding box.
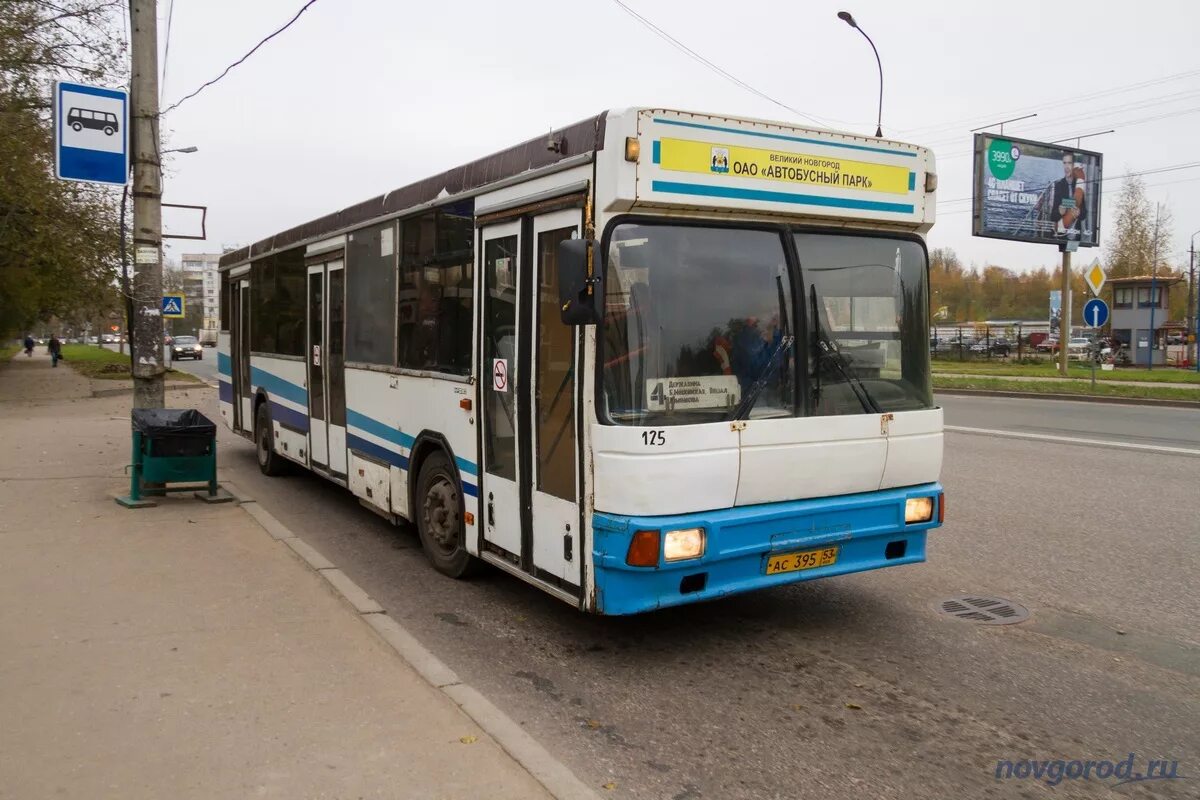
[972,134,1102,247]
[1049,290,1062,334]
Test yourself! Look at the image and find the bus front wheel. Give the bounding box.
[255,402,287,477]
[415,451,480,578]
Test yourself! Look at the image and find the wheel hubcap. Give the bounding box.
[422,477,460,554]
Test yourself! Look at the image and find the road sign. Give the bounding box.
[1084,258,1106,296]
[53,81,128,185]
[492,358,508,392]
[162,295,185,318]
[1082,297,1109,328]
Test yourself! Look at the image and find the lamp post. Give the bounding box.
[162,145,198,154]
[837,11,883,138]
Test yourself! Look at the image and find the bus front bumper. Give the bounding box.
[591,483,943,615]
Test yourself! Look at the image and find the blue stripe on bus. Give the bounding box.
[217,351,231,374]
[346,409,415,448]
[346,408,479,477]
[347,433,409,470]
[218,379,233,403]
[251,366,307,406]
[270,400,310,433]
[651,180,916,215]
[652,117,920,158]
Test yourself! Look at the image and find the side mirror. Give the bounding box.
[557,238,604,325]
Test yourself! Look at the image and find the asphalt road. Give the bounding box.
[938,393,1200,450]
[103,342,219,384]
[205,392,1197,800]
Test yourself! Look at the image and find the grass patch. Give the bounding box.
[60,344,200,382]
[0,344,19,362]
[934,374,1199,403]
[931,359,1200,385]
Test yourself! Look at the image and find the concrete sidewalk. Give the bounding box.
[0,354,555,799]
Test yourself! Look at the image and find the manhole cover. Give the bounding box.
[936,595,1029,625]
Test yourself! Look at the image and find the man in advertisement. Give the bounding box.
[1047,152,1088,241]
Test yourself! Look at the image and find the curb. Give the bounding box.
[935,388,1200,409]
[227,487,601,800]
[91,380,201,398]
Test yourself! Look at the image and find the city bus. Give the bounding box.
[218,108,944,615]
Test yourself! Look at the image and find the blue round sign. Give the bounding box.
[1082,297,1109,328]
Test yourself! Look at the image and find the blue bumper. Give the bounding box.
[591,483,943,615]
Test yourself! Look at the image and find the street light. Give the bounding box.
[837,11,884,138]
[162,145,198,154]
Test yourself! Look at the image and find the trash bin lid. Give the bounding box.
[131,408,216,437]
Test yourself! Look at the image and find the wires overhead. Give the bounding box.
[161,0,177,102]
[160,0,320,116]
[607,0,837,128]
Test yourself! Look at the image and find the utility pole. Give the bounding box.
[1189,233,1197,370]
[129,0,164,408]
[1148,204,1161,371]
[1058,249,1071,376]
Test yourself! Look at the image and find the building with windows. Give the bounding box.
[1109,275,1181,366]
[178,253,222,331]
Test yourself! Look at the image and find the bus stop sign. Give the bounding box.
[53,81,128,185]
[1082,297,1109,328]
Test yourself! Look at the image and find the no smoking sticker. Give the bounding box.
[492,358,508,392]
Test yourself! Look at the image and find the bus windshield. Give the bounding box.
[600,223,931,426]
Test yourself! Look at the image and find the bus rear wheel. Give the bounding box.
[255,402,287,477]
[415,451,480,578]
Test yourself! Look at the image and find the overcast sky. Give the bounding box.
[152,0,1200,271]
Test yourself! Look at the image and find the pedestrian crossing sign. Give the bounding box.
[162,294,185,318]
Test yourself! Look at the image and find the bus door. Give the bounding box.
[306,259,348,478]
[233,278,252,433]
[480,208,582,593]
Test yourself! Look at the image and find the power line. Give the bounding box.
[896,66,1200,138]
[160,0,320,116]
[937,160,1200,206]
[161,0,176,101]
[921,89,1200,149]
[607,0,836,128]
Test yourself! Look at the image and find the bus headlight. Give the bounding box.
[664,527,705,561]
[905,497,934,524]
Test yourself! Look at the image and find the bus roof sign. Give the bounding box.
[630,110,934,229]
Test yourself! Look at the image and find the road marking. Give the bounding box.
[945,425,1200,457]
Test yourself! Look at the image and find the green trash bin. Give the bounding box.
[117,408,227,507]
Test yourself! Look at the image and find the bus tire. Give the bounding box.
[255,402,287,477]
[415,451,480,579]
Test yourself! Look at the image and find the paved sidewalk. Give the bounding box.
[0,355,553,799]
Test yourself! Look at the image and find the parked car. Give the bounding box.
[1035,337,1058,353]
[169,335,203,361]
[1065,337,1092,360]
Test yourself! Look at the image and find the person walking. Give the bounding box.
[47,334,62,367]
[23,334,34,356]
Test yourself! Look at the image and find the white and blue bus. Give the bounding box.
[218,108,944,615]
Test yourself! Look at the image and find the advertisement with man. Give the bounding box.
[972,134,1103,247]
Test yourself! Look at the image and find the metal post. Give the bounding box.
[1059,249,1071,376]
[1188,237,1196,369]
[129,0,165,408]
[1148,204,1160,371]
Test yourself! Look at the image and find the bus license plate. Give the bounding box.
[765,546,839,575]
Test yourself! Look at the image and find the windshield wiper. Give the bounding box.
[727,333,794,421]
[809,285,881,415]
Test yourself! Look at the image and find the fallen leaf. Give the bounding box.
[459,735,477,744]
[845,703,863,710]
[586,720,602,729]
[602,782,617,791]
[790,704,804,711]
